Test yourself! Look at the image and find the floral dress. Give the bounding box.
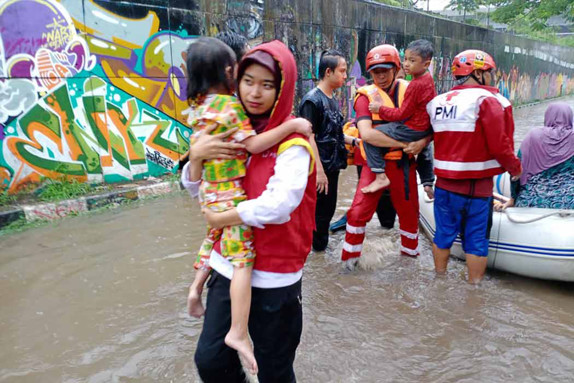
[188,94,256,269]
[511,153,574,210]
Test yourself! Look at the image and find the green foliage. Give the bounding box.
[464,18,482,26]
[441,0,574,47]
[489,0,573,31]
[372,0,403,7]
[447,0,479,15]
[36,178,92,202]
[0,217,39,235]
[0,191,17,207]
[164,171,182,186]
[559,35,574,47]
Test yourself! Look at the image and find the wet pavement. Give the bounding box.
[1,97,573,382]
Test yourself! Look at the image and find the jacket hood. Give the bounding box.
[240,40,297,132]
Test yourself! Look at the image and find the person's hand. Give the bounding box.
[403,138,427,155]
[424,185,434,200]
[202,208,224,229]
[493,198,515,212]
[316,170,329,194]
[510,163,523,182]
[189,124,245,162]
[187,284,205,318]
[368,101,382,114]
[291,118,313,137]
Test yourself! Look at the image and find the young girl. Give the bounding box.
[184,37,310,375]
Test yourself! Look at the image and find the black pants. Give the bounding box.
[313,170,340,251]
[194,272,303,383]
[356,166,396,229]
[364,122,430,173]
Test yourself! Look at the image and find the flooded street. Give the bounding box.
[1,98,573,382]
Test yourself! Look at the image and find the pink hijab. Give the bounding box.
[519,102,574,185]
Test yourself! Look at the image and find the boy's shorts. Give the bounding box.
[433,187,493,257]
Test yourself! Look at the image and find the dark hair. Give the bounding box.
[216,31,249,62]
[185,37,236,103]
[406,39,434,61]
[318,49,345,79]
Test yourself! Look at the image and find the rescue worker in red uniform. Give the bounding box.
[426,50,522,283]
[341,45,434,266]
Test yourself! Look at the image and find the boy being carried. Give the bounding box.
[362,39,437,193]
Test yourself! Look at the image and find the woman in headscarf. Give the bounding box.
[500,102,574,210]
[181,40,316,382]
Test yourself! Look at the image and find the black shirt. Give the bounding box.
[298,88,347,173]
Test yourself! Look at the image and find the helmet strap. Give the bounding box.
[470,72,485,86]
[454,75,469,85]
[385,67,398,93]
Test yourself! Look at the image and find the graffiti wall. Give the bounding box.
[0,0,195,192]
[1,0,574,192]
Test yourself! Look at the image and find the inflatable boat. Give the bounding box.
[418,174,574,282]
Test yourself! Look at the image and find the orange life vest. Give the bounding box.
[353,80,409,161]
[343,121,359,165]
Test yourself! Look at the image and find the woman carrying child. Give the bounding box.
[182,39,316,382]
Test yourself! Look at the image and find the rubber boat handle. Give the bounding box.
[504,210,573,224]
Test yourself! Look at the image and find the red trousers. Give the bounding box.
[342,160,420,261]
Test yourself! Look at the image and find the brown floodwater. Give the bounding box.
[1,98,573,382]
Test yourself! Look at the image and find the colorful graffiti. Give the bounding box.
[66,0,195,124]
[1,75,190,191]
[493,66,574,105]
[0,0,193,192]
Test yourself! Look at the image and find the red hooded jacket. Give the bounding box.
[242,41,317,273]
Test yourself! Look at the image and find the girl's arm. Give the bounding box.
[243,118,311,154]
[203,145,311,229]
[181,125,245,197]
[202,208,243,228]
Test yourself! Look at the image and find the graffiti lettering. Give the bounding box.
[43,17,75,50]
[145,148,174,170]
[3,76,190,192]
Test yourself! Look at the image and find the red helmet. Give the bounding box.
[366,45,401,72]
[451,50,496,76]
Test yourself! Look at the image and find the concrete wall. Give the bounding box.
[1,0,573,192]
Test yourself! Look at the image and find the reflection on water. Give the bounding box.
[1,98,573,382]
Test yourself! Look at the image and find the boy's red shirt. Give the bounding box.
[377,71,436,131]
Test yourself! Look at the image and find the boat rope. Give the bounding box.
[504,210,573,224]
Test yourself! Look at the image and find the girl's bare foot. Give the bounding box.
[225,331,258,375]
[187,287,205,318]
[361,174,390,193]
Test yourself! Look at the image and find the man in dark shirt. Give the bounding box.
[299,49,353,251]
